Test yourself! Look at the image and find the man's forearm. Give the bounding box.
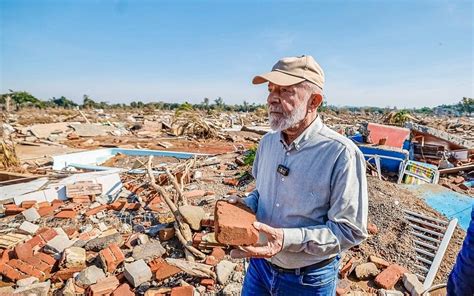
[282,220,367,257]
[244,189,259,213]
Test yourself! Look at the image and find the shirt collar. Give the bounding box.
[280,116,324,151]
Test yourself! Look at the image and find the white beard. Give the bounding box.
[268,100,308,132]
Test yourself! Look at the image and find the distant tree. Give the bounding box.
[202,97,210,110]
[1,90,44,109]
[214,97,225,110]
[50,96,78,108]
[460,97,473,114]
[82,95,98,109]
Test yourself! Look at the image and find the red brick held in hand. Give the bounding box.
[214,200,258,246]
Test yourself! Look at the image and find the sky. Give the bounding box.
[0,0,472,108]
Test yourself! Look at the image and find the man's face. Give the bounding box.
[267,82,310,131]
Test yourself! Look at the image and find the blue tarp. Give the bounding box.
[403,184,474,230]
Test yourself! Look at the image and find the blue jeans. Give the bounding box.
[242,257,340,296]
[447,206,474,296]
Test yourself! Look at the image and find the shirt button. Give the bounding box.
[286,152,290,156]
[281,177,285,181]
[276,203,280,207]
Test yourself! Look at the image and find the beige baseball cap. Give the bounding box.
[252,55,325,89]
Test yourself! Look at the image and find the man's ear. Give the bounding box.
[308,93,323,113]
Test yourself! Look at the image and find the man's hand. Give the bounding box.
[230,222,284,259]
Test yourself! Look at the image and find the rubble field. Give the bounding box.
[0,107,472,296]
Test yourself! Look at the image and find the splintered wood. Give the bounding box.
[66,181,102,198]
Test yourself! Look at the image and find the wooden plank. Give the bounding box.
[439,164,474,174]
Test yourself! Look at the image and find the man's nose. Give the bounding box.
[267,92,280,105]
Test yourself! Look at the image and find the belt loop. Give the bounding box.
[295,268,301,276]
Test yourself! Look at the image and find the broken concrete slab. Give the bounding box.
[85,233,123,251]
[62,247,86,268]
[406,121,474,149]
[355,262,380,280]
[75,265,106,287]
[27,122,78,139]
[13,280,50,296]
[45,235,75,254]
[19,221,39,235]
[16,276,39,287]
[22,207,41,222]
[402,273,424,296]
[132,240,166,261]
[178,205,205,231]
[216,260,237,285]
[124,259,152,287]
[70,123,118,137]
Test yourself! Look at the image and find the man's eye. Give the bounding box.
[281,88,289,93]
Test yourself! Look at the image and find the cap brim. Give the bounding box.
[252,71,305,86]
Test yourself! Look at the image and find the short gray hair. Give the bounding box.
[300,81,323,96]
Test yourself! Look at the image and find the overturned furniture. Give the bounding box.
[403,209,457,291]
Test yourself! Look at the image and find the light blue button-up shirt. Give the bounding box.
[244,116,368,269]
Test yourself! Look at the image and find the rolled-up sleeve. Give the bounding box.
[282,148,368,256]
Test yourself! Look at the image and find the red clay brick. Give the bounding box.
[39,228,58,242]
[149,258,182,281]
[36,252,56,266]
[0,262,27,281]
[88,276,120,296]
[4,204,26,215]
[112,283,134,296]
[14,243,33,261]
[85,205,108,217]
[223,178,239,186]
[205,247,225,266]
[125,203,140,211]
[37,206,54,217]
[108,200,126,211]
[63,227,79,239]
[170,286,194,296]
[214,200,258,245]
[26,235,46,249]
[72,196,93,203]
[339,257,356,278]
[7,259,45,280]
[374,264,408,289]
[23,256,50,273]
[99,243,125,272]
[55,210,77,219]
[52,266,84,281]
[200,278,215,287]
[183,190,206,199]
[21,201,37,209]
[37,201,51,208]
[200,217,214,227]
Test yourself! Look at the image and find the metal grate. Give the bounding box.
[404,209,457,291]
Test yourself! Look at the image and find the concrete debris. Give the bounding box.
[131,240,166,261]
[124,259,152,287]
[216,260,237,285]
[19,220,39,234]
[75,265,106,287]
[0,108,470,295]
[178,204,206,231]
[22,207,41,222]
[13,280,51,296]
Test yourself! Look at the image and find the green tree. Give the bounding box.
[82,94,98,109]
[50,96,78,108]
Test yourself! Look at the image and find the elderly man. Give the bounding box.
[230,55,368,295]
